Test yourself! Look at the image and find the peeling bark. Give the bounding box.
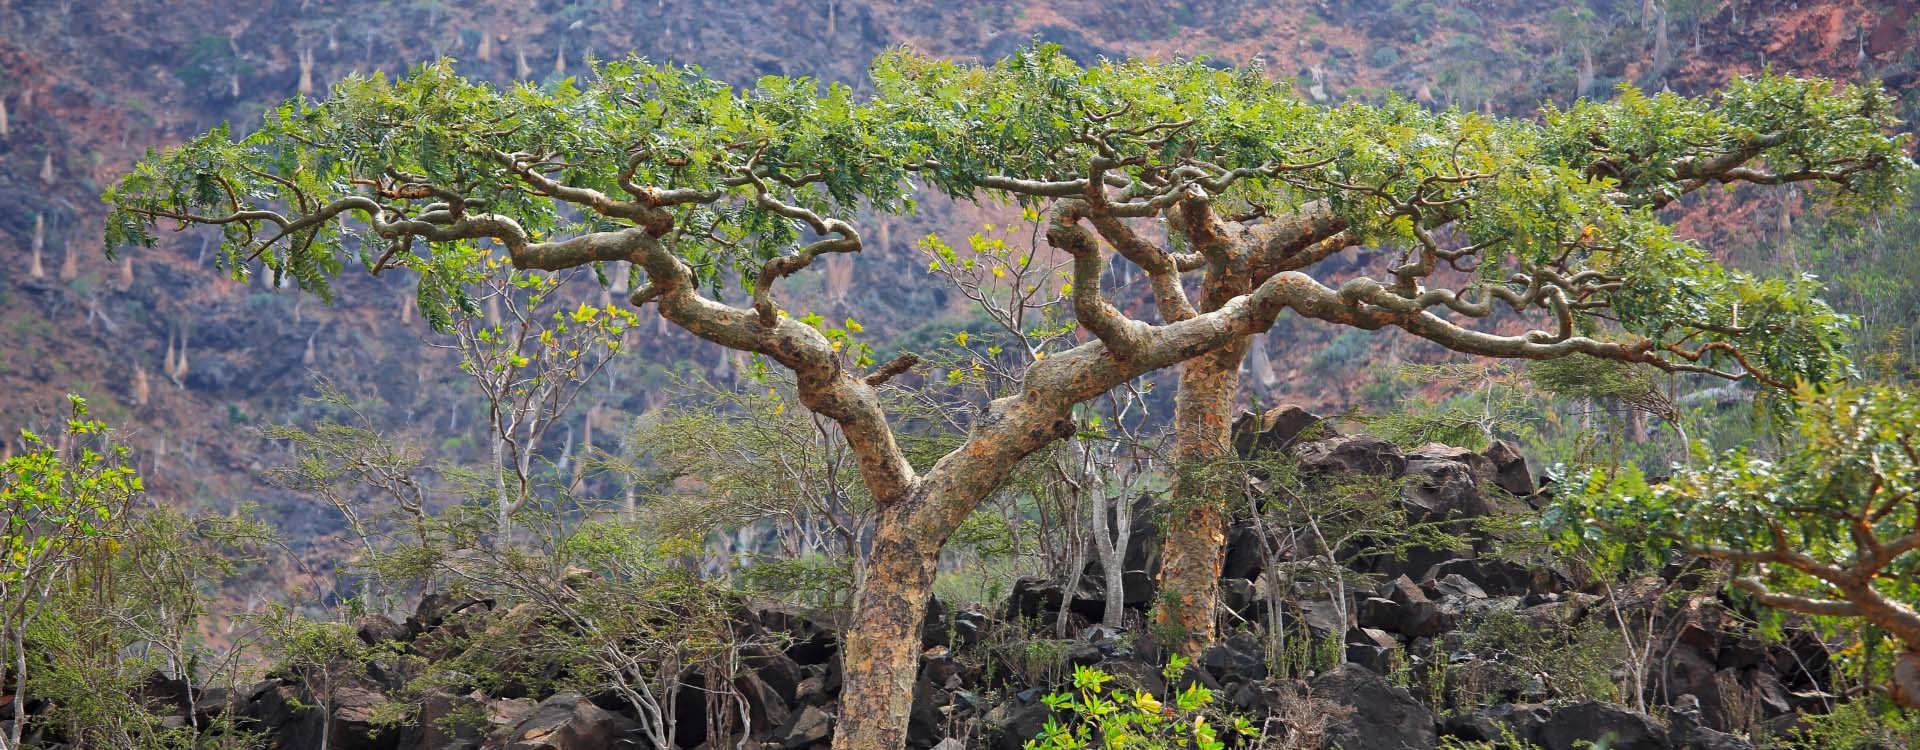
[1154,342,1245,656]
[835,508,938,750]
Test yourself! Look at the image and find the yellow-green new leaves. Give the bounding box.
[2,396,141,584]
[1027,658,1248,750]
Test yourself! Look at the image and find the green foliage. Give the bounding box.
[1787,695,1920,749]
[1548,382,1920,679]
[737,554,856,609]
[1541,75,1909,208]
[617,375,872,546]
[1438,724,1543,750]
[1454,607,1622,707]
[107,56,921,325]
[1553,381,1918,576]
[391,518,749,746]
[104,46,1909,390]
[4,401,267,749]
[1526,355,1660,406]
[2,396,140,577]
[1025,657,1256,750]
[1760,172,1920,378]
[1356,363,1538,451]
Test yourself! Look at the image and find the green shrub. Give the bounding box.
[1024,657,1256,750]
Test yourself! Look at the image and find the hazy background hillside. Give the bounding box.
[1,0,1915,583]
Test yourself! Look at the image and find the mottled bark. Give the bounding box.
[1151,219,1254,655]
[835,508,940,750]
[1153,343,1245,656]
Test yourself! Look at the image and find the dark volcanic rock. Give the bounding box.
[355,614,407,646]
[773,705,833,749]
[1232,404,1336,457]
[1312,664,1437,750]
[1296,435,1407,477]
[1531,701,1665,750]
[1401,448,1492,522]
[982,693,1056,750]
[501,692,643,750]
[1200,632,1268,686]
[1000,577,1066,623]
[399,689,487,750]
[1481,440,1536,499]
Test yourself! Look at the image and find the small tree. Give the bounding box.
[1556,383,1920,706]
[0,396,144,750]
[105,49,1906,746]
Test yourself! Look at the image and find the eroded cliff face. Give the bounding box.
[0,0,1912,569]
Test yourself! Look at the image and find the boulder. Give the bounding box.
[743,643,805,701]
[242,681,323,750]
[1480,440,1536,499]
[1232,404,1335,457]
[1222,578,1259,622]
[354,614,407,646]
[735,671,792,740]
[1221,523,1265,581]
[1420,558,1535,597]
[1669,695,1755,750]
[1000,577,1065,623]
[1427,573,1489,601]
[327,683,397,750]
[1383,575,1454,638]
[952,609,990,649]
[136,671,194,722]
[1357,597,1401,632]
[1531,701,1665,750]
[1401,450,1492,522]
[405,592,490,639]
[982,694,1055,750]
[500,692,643,750]
[922,594,951,649]
[1345,627,1401,675]
[398,689,486,750]
[1295,435,1407,478]
[1312,664,1437,750]
[1440,703,1549,743]
[908,677,950,749]
[1200,632,1268,686]
[772,705,833,749]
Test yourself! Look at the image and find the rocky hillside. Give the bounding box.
[25,415,1853,750]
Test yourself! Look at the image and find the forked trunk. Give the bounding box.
[832,512,939,750]
[1153,341,1247,657]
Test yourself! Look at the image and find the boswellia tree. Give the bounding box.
[105,47,1906,747]
[876,52,1910,656]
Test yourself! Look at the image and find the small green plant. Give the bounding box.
[1788,695,1920,749]
[1437,724,1543,749]
[1455,608,1621,706]
[1024,656,1255,750]
[738,554,856,610]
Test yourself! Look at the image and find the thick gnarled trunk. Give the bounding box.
[1153,341,1247,657]
[834,512,940,750]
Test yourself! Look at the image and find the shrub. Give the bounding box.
[1025,657,1256,750]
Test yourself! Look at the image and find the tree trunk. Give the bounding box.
[1096,490,1132,629]
[1892,651,1920,709]
[833,508,939,750]
[1152,340,1247,657]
